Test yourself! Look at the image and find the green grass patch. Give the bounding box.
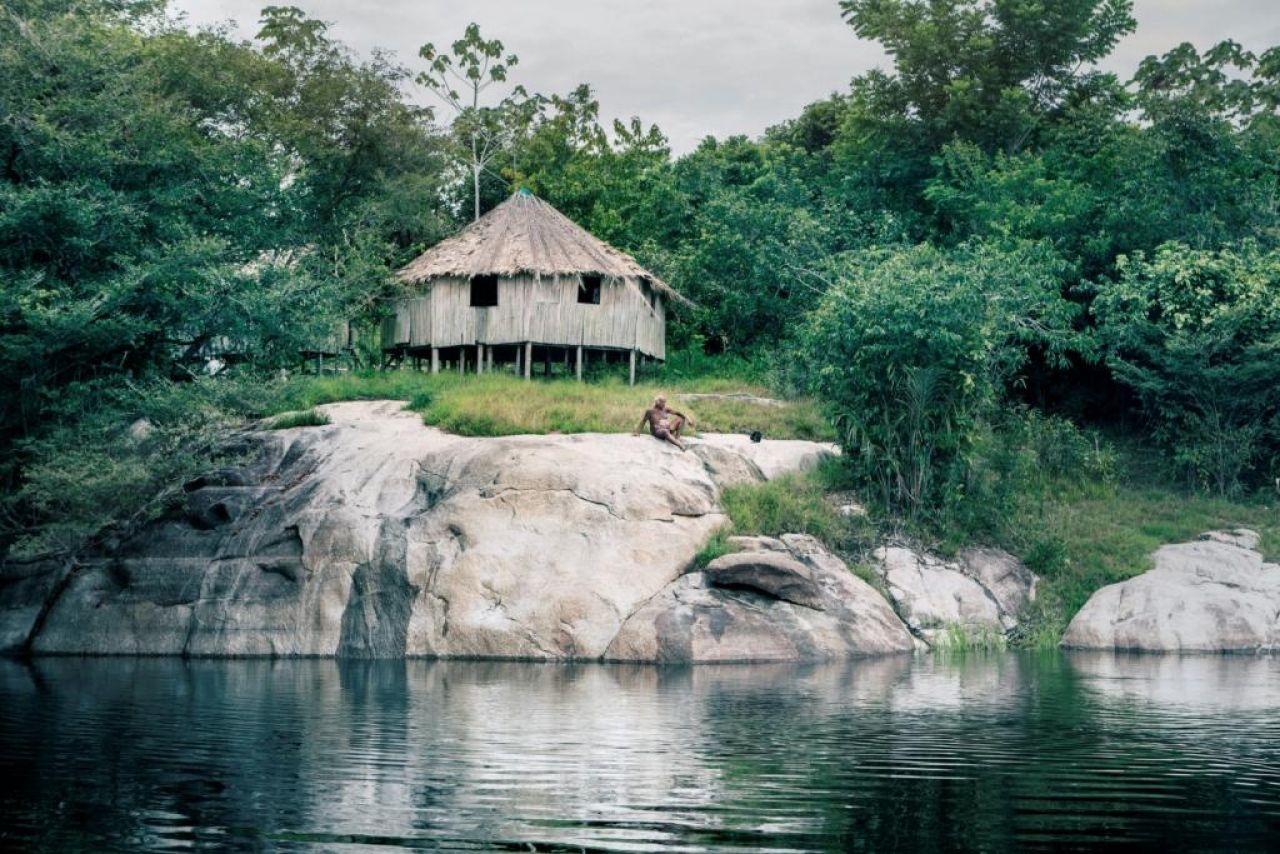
[269,370,835,441]
[693,528,735,568]
[265,408,330,430]
[719,473,846,543]
[711,460,877,564]
[933,622,1007,652]
[1008,482,1280,647]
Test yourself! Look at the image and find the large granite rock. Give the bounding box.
[871,545,1037,644]
[1062,530,1280,653]
[605,534,915,662]
[0,401,846,661]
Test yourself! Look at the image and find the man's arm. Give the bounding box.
[635,411,651,433]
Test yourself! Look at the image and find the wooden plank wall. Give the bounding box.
[386,273,668,359]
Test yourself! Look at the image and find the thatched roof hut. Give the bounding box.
[385,190,684,382]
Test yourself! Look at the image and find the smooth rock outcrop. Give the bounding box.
[691,434,835,482]
[0,401,845,661]
[605,535,915,662]
[872,545,1036,643]
[1062,530,1280,653]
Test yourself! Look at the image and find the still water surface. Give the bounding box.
[1,653,1278,852]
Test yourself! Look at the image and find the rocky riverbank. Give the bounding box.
[0,401,882,661]
[5,400,1270,660]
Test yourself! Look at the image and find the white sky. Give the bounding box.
[173,0,1280,153]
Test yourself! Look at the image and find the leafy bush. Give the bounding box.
[801,241,1078,519]
[5,378,272,558]
[946,407,1117,545]
[1092,241,1280,495]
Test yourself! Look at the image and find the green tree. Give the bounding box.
[417,23,520,220]
[839,0,1136,154]
[802,241,1078,516]
[0,1,450,554]
[1091,241,1280,494]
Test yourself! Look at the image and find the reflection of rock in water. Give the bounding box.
[1067,651,1280,711]
[3,656,1280,851]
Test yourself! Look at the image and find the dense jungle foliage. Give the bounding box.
[2,0,1279,598]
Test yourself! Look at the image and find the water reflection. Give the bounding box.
[0,653,1277,851]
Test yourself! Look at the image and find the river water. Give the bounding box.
[1,653,1277,852]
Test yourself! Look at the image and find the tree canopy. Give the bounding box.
[3,0,1279,556]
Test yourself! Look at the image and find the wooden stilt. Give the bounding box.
[431,347,439,374]
[523,342,532,380]
[628,349,636,386]
[575,345,583,381]
[477,344,484,375]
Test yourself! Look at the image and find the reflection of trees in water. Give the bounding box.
[1,654,1278,851]
[691,653,1280,851]
[1,659,318,849]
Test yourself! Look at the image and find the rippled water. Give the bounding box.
[1,653,1278,852]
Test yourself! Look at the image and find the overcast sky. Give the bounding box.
[173,0,1280,153]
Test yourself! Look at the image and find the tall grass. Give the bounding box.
[271,370,835,441]
[713,461,877,556]
[265,408,330,430]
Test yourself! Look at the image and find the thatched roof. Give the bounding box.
[397,190,688,304]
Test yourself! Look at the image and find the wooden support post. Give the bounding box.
[523,342,533,380]
[458,349,464,375]
[477,344,484,375]
[575,345,583,381]
[430,347,439,375]
[487,346,494,373]
[628,349,637,386]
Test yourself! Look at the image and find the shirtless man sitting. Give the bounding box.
[636,395,693,450]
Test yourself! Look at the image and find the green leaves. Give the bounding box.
[801,241,1079,516]
[0,1,456,552]
[1092,242,1280,493]
[838,0,1137,154]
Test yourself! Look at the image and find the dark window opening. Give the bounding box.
[640,276,657,309]
[470,275,498,307]
[577,275,602,305]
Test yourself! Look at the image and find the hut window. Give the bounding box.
[640,276,657,310]
[577,275,602,305]
[470,275,498,307]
